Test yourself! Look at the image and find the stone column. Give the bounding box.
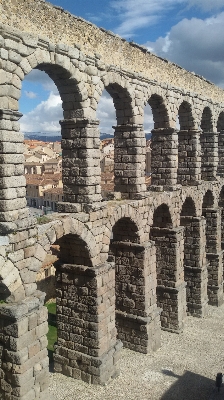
[0,294,49,400]
[180,216,208,317]
[110,241,161,354]
[217,130,224,177]
[54,262,122,385]
[113,124,146,199]
[0,109,32,234]
[200,132,218,180]
[58,118,102,213]
[202,207,223,306]
[151,128,178,188]
[177,130,201,185]
[150,226,186,332]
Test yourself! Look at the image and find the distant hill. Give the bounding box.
[23,132,151,142]
[100,133,113,140]
[24,133,61,142]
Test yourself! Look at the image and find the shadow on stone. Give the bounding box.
[160,369,222,400]
[48,350,55,373]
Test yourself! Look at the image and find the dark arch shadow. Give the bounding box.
[160,369,221,400]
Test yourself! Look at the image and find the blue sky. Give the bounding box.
[19,0,224,134]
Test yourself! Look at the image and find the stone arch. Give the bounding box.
[100,204,145,266]
[99,72,134,124]
[201,106,213,132]
[0,258,25,302]
[151,202,186,331]
[109,216,150,351]
[178,100,195,130]
[13,49,101,208]
[177,100,201,185]
[180,196,208,317]
[202,190,214,209]
[97,73,146,199]
[200,106,218,181]
[18,48,88,118]
[217,111,224,132]
[145,89,176,187]
[180,197,197,217]
[112,217,140,243]
[147,93,170,129]
[106,205,143,243]
[55,233,93,267]
[152,203,173,229]
[35,217,98,270]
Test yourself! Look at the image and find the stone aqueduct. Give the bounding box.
[0,0,224,398]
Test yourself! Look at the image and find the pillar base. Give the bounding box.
[207,285,224,307]
[186,300,209,318]
[0,296,49,399]
[207,252,224,306]
[54,340,122,385]
[157,283,186,333]
[116,309,161,353]
[184,264,209,318]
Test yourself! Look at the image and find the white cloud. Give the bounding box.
[85,13,102,24]
[97,91,116,134]
[25,69,59,94]
[111,0,184,37]
[144,12,224,87]
[24,90,37,99]
[20,92,63,133]
[144,104,154,132]
[97,91,154,134]
[109,0,224,38]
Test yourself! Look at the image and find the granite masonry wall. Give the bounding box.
[0,0,224,398]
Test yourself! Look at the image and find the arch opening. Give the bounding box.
[22,71,63,212]
[152,204,173,229]
[99,82,145,199]
[217,111,224,133]
[144,95,169,188]
[148,94,169,130]
[144,103,153,186]
[202,190,214,209]
[97,89,116,199]
[201,107,213,133]
[178,101,194,131]
[37,233,93,371]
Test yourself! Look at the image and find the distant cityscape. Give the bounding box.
[24,132,152,142]
[25,135,152,214]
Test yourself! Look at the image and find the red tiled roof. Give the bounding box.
[43,187,63,194]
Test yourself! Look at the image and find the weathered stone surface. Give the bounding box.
[1,1,224,399]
